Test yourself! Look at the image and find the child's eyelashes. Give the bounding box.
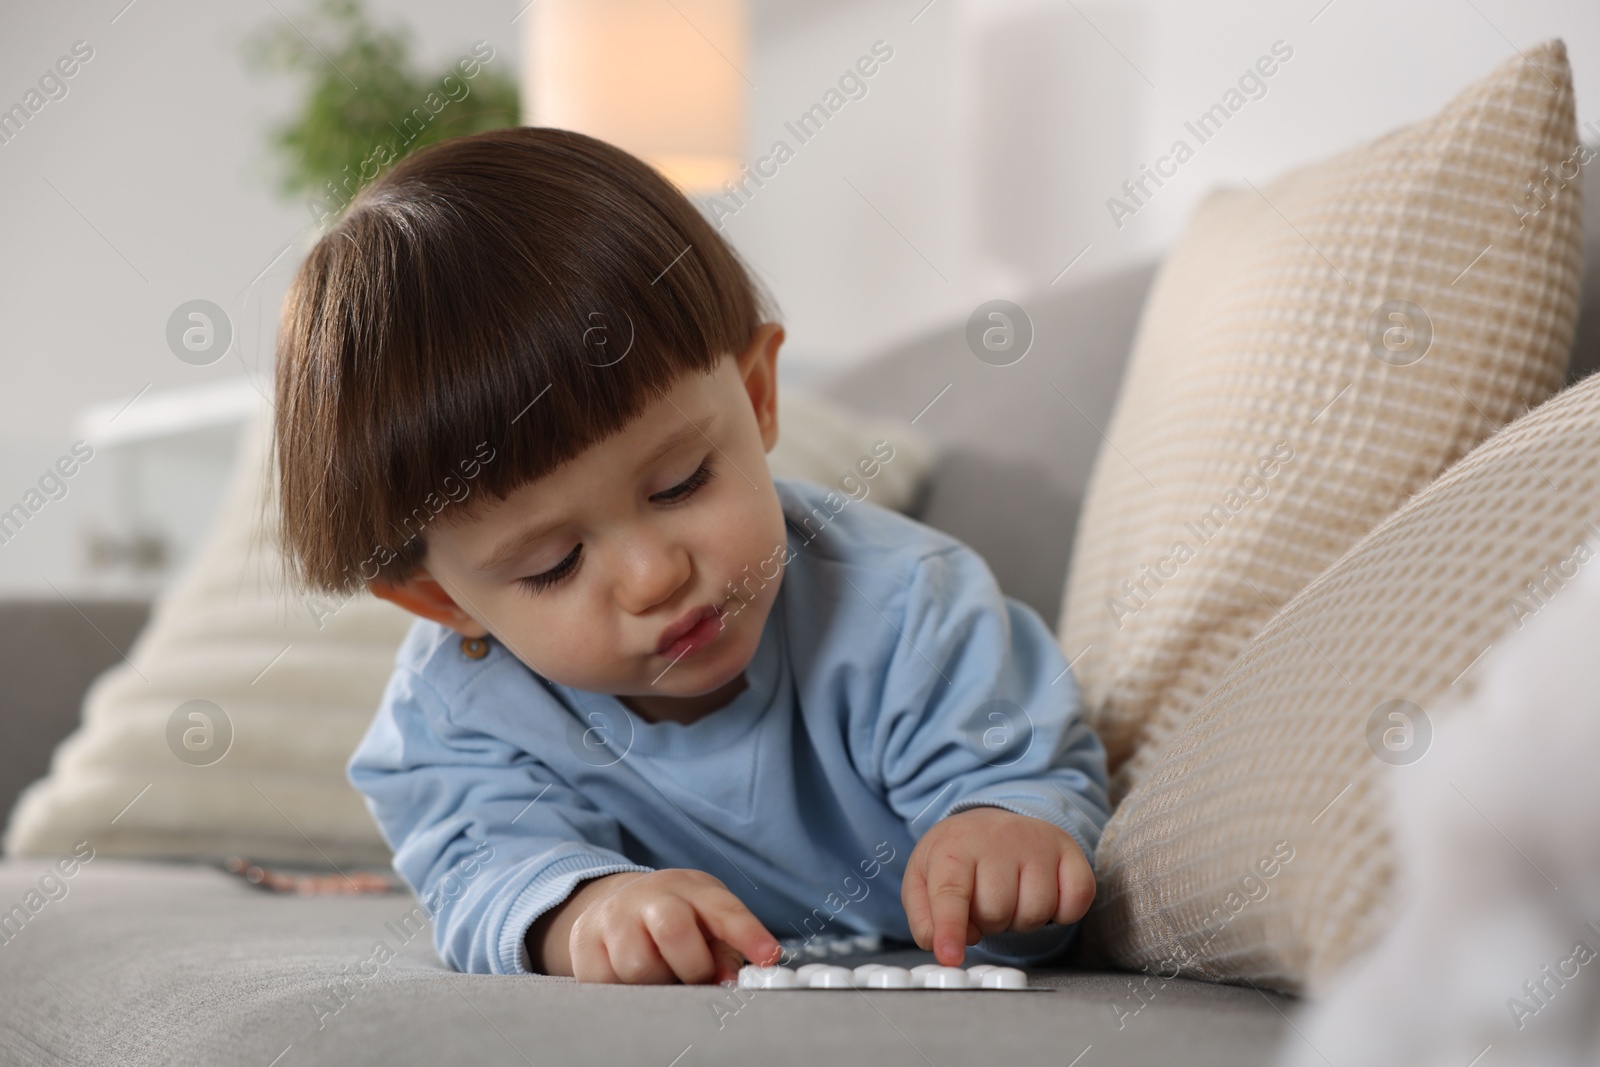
[652,459,716,504]
[519,544,580,594]
[514,460,717,595]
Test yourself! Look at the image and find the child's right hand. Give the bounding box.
[539,869,781,984]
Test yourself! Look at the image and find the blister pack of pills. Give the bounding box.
[737,962,1043,991]
[775,932,885,960]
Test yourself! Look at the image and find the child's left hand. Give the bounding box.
[901,806,1095,966]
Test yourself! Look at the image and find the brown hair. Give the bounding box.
[274,127,773,597]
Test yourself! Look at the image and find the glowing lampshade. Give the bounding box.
[521,0,748,195]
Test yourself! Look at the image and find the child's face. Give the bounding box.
[373,325,788,722]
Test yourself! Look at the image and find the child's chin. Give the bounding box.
[661,631,755,694]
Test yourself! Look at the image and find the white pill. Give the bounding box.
[921,966,970,989]
[801,942,829,959]
[852,964,884,983]
[865,966,913,988]
[737,965,799,989]
[909,964,942,980]
[965,964,997,978]
[827,939,857,956]
[851,934,882,952]
[795,963,830,980]
[807,965,856,989]
[980,967,1029,990]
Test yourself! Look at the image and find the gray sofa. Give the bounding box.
[0,255,1318,1065]
[8,186,1600,1059]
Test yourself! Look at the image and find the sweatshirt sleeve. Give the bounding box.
[348,667,653,975]
[864,544,1111,965]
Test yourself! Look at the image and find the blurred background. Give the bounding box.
[0,0,1596,600]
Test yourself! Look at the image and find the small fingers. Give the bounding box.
[569,936,620,984]
[696,887,782,969]
[1055,848,1096,925]
[926,853,975,966]
[710,938,745,984]
[603,922,675,984]
[643,897,718,984]
[970,859,1018,936]
[1012,860,1059,933]
[901,859,932,951]
[568,914,619,983]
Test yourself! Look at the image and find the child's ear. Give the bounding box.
[369,570,489,638]
[737,322,783,452]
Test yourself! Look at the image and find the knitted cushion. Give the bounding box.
[1058,39,1584,797]
[3,390,936,866]
[1083,371,1600,994]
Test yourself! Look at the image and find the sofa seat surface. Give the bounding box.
[0,859,1290,1066]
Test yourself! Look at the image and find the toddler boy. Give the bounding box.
[273,127,1109,982]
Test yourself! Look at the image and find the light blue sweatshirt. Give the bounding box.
[348,475,1110,975]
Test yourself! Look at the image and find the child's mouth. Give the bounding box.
[656,603,725,660]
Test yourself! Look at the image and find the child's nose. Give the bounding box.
[613,527,693,615]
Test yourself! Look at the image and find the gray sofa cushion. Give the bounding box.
[0,858,1290,1065]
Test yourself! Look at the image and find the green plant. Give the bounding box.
[244,0,519,222]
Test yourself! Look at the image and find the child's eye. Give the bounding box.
[518,544,581,595]
[515,462,713,596]
[652,460,715,504]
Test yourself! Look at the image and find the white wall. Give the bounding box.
[734,0,1600,378]
[1,0,1595,596]
[0,0,524,596]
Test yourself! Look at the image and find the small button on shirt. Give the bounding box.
[348,476,1111,974]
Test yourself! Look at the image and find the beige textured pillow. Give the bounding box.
[1082,371,1600,994]
[1059,40,1583,795]
[4,388,935,866]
